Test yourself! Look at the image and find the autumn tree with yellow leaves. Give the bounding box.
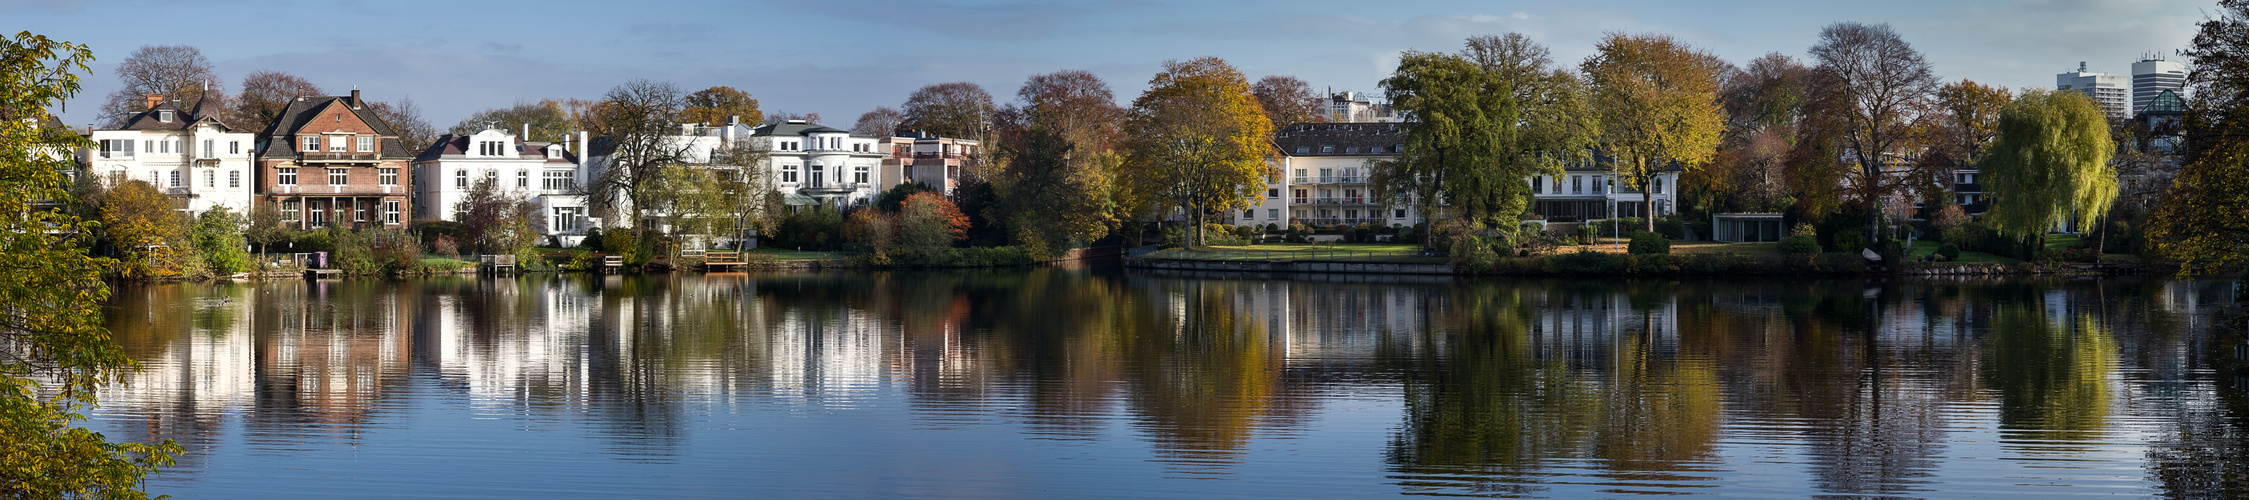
[1122,57,1274,248]
[1582,32,1727,233]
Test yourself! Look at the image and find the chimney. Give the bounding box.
[728,115,740,126]
[350,89,362,108]
[144,94,163,110]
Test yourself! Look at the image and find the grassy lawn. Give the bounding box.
[1147,243,1445,263]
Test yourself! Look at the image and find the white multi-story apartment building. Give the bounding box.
[83,95,256,216]
[413,128,589,246]
[1242,122,1680,228]
[2132,55,2187,117]
[2059,62,2130,118]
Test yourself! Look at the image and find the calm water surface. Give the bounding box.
[89,268,2249,498]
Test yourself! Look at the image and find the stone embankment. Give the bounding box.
[1124,258,1453,275]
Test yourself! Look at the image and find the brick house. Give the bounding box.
[253,90,413,229]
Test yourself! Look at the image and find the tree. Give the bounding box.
[244,201,294,255]
[365,95,436,154]
[1807,22,1941,249]
[896,192,969,250]
[1981,89,2117,252]
[0,30,178,498]
[1121,57,1274,248]
[98,45,220,128]
[583,79,697,257]
[675,140,778,249]
[100,180,188,279]
[230,70,321,129]
[452,177,542,255]
[1931,80,2010,172]
[985,70,1127,259]
[450,99,574,142]
[844,208,897,261]
[902,81,995,141]
[1581,32,1726,233]
[2149,0,2249,272]
[852,106,905,136]
[761,111,822,125]
[988,107,1114,259]
[1375,35,1596,246]
[680,86,762,127]
[1691,53,1807,213]
[1250,75,1323,128]
[190,206,251,275]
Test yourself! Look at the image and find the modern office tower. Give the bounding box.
[2058,62,2130,118]
[2132,54,2187,115]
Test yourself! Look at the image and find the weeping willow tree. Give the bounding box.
[1979,89,2116,253]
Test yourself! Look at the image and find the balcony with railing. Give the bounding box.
[301,151,380,163]
[796,181,865,196]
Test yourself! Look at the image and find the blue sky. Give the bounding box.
[11,0,2210,129]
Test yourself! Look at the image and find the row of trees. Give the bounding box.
[1375,24,2121,257]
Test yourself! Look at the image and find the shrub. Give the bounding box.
[2061,247,2099,263]
[1629,254,1676,274]
[1549,248,1627,274]
[1628,231,1670,255]
[1575,225,1598,245]
[1653,217,1686,240]
[1830,229,1864,253]
[1778,234,1821,254]
[1936,242,1961,261]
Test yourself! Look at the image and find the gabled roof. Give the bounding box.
[117,95,234,132]
[254,95,411,159]
[415,133,576,164]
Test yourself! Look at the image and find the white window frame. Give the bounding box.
[278,167,298,186]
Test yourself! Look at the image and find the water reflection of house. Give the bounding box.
[258,280,416,428]
[1527,289,1678,364]
[101,284,261,460]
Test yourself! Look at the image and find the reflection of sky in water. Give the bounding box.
[86,273,2247,498]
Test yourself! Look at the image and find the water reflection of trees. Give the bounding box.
[92,272,2249,496]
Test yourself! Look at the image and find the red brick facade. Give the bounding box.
[254,94,414,229]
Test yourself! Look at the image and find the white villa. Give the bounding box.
[412,128,589,246]
[83,94,257,216]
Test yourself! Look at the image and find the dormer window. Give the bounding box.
[158,110,173,122]
[1320,145,1334,153]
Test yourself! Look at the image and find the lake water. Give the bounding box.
[87,268,2249,498]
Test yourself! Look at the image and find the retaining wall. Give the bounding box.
[1125,258,1453,275]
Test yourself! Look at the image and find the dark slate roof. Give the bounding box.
[415,133,576,164]
[254,95,411,159]
[1273,122,1406,157]
[118,95,234,131]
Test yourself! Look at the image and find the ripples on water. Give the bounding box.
[88,271,2249,498]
